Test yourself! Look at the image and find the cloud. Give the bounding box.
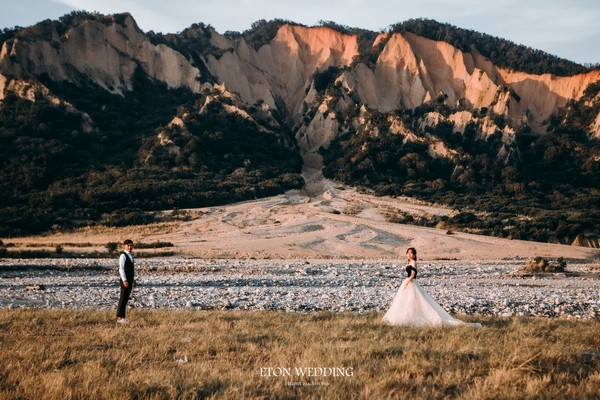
[0,0,74,29]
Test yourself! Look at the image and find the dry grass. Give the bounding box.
[343,204,363,216]
[2,222,181,248]
[0,310,598,399]
[1,223,182,258]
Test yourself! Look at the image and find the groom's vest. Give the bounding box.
[121,252,134,282]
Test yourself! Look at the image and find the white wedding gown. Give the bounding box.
[382,266,481,327]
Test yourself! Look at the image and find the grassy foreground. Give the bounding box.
[0,310,598,399]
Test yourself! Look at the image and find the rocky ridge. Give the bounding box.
[2,14,599,142]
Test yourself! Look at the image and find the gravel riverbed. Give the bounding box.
[1,258,599,319]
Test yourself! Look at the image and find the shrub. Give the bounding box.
[384,210,414,224]
[136,241,175,249]
[522,257,567,273]
[106,242,118,254]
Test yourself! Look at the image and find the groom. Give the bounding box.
[116,239,135,324]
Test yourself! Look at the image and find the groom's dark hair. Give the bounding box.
[123,239,133,246]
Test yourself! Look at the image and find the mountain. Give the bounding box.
[0,12,599,246]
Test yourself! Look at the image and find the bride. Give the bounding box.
[382,247,481,327]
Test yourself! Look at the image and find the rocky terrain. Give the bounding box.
[4,173,599,320]
[1,14,599,322]
[1,257,598,319]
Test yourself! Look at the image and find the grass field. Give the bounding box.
[0,310,598,399]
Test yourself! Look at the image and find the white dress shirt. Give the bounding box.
[118,251,134,282]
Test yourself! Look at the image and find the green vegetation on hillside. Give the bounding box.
[321,92,600,244]
[147,23,220,79]
[2,14,598,244]
[239,19,300,50]
[0,68,302,236]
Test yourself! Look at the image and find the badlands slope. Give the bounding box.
[149,169,598,262]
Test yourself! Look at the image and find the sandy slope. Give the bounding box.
[6,169,598,262]
[150,170,598,262]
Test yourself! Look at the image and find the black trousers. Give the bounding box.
[116,280,133,318]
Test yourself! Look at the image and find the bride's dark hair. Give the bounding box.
[406,247,417,260]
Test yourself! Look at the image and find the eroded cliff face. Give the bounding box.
[1,17,599,153]
[0,14,202,95]
[206,25,358,119]
[341,32,600,129]
[203,26,600,159]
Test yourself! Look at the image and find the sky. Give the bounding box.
[1,0,599,65]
